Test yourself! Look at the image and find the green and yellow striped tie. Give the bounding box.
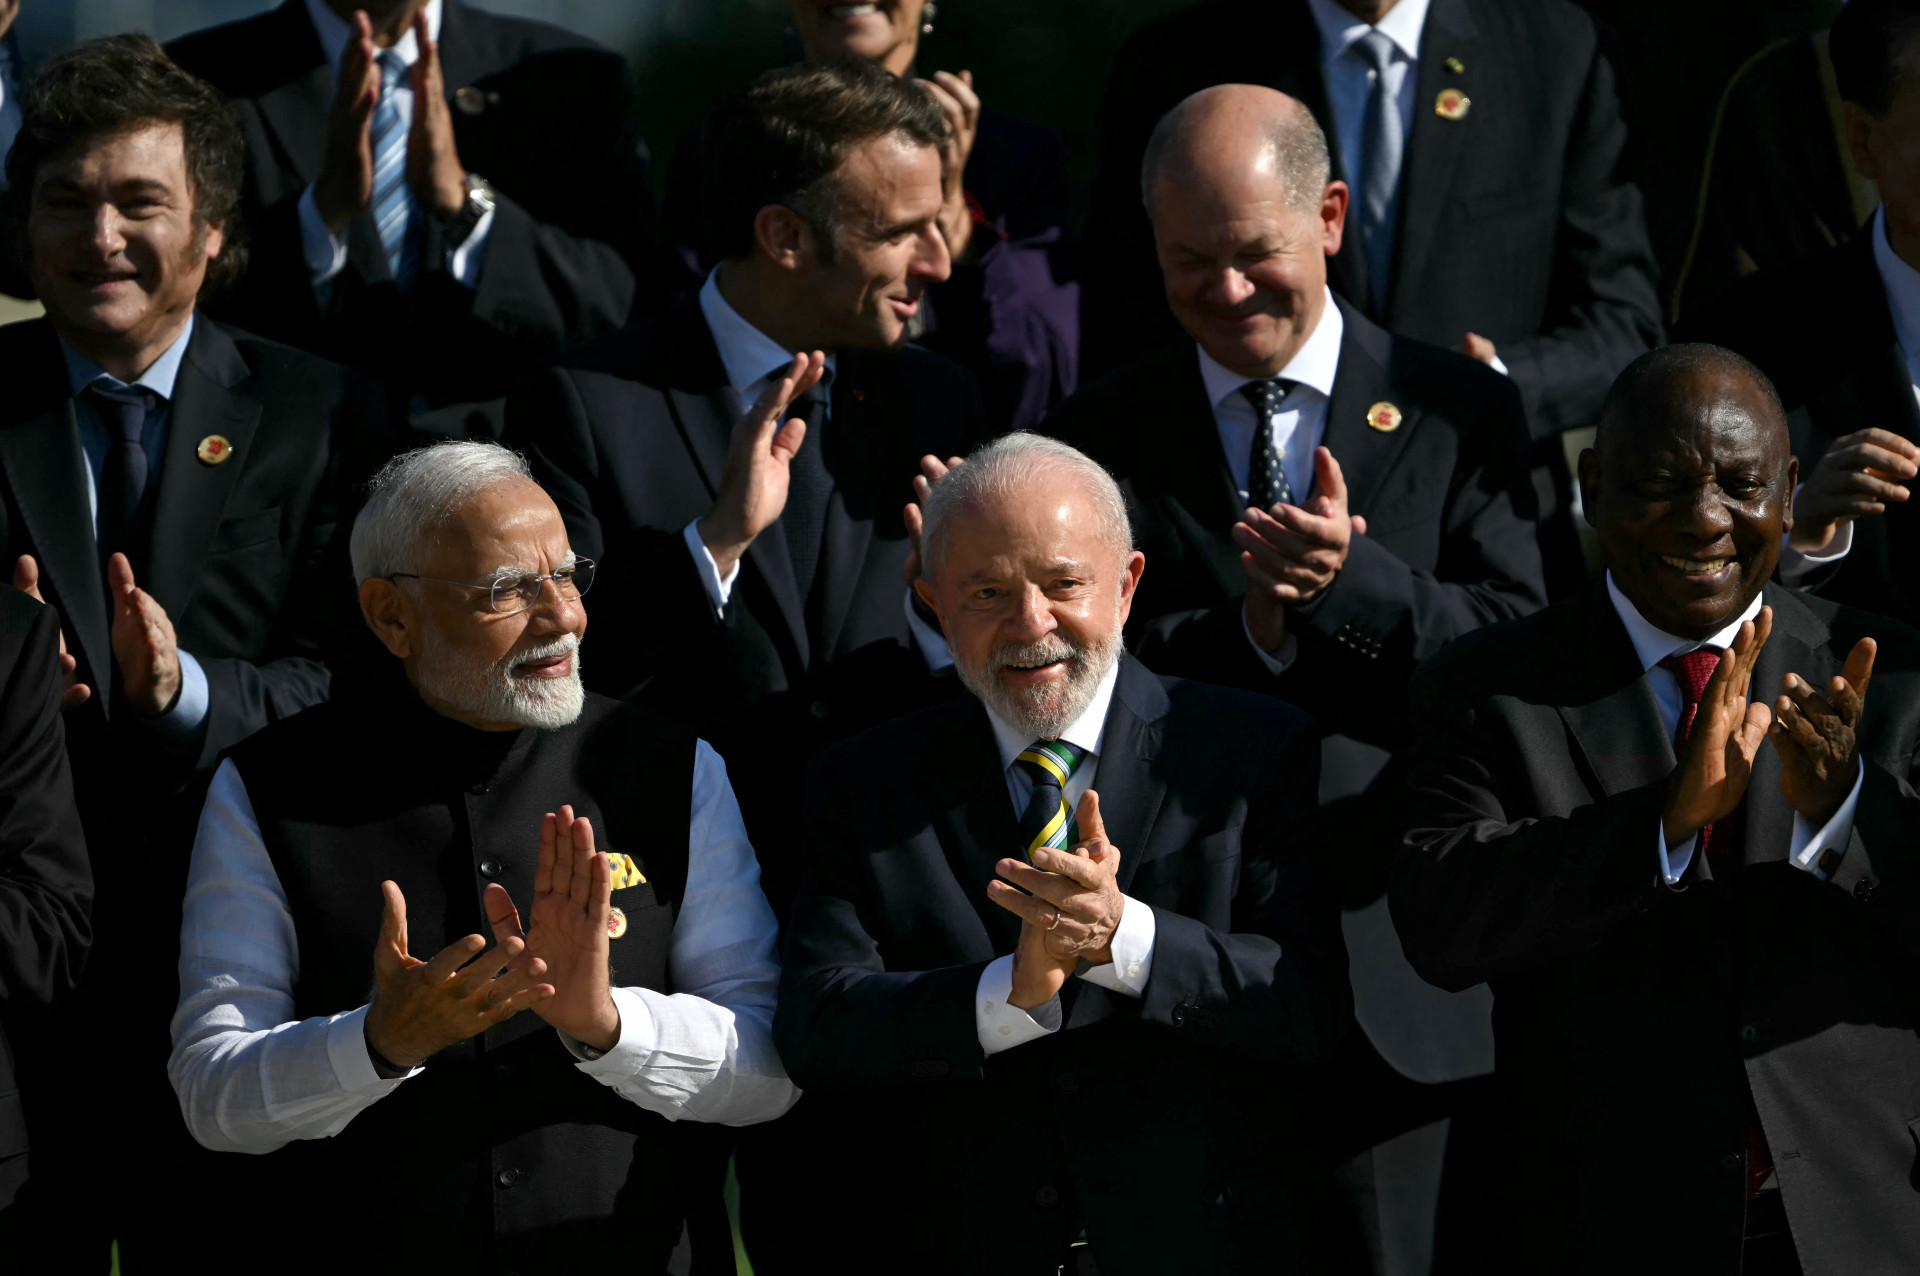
[1016,739,1087,860]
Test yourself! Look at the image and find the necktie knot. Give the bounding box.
[89,381,158,441]
[1659,648,1723,709]
[377,49,408,87]
[1354,27,1398,74]
[1238,377,1295,420]
[1016,739,1087,860]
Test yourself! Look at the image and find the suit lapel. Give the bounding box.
[1552,586,1676,804]
[921,700,1026,953]
[813,353,880,661]
[1101,658,1176,897]
[1740,587,1831,871]
[145,323,264,620]
[1321,302,1425,514]
[1388,0,1480,325]
[1154,345,1251,602]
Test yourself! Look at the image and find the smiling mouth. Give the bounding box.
[1659,554,1735,576]
[825,3,881,16]
[515,653,571,677]
[1004,657,1066,673]
[75,271,139,287]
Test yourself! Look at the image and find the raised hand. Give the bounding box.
[1663,607,1774,846]
[11,556,91,711]
[364,880,553,1074]
[696,351,827,578]
[988,790,1127,996]
[107,552,181,716]
[917,69,981,261]
[485,805,620,1052]
[1790,429,1919,554]
[901,452,966,587]
[407,8,470,220]
[1458,332,1500,367]
[311,9,382,237]
[1771,636,1873,824]
[1235,446,1369,651]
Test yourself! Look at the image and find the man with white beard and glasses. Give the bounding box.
[773,433,1351,1273]
[167,441,797,1274]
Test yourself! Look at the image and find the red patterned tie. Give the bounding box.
[1659,648,1744,881]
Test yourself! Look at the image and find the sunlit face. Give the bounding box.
[918,471,1144,739]
[783,0,928,75]
[803,134,950,350]
[369,479,590,731]
[28,121,221,357]
[1151,162,1347,379]
[1580,367,1796,641]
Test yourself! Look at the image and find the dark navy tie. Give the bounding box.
[1238,378,1297,510]
[91,381,158,563]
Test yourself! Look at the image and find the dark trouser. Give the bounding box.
[1740,1186,1802,1276]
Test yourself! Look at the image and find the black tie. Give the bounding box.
[779,373,834,605]
[1238,378,1297,510]
[92,382,158,565]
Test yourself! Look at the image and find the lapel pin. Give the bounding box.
[1444,56,1465,74]
[454,85,487,116]
[1436,88,1471,121]
[197,434,233,464]
[607,906,628,940]
[1367,402,1403,433]
[852,389,865,402]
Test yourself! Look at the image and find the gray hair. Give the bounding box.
[920,433,1133,575]
[1139,86,1331,215]
[349,441,535,582]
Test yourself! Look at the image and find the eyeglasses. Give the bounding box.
[388,558,595,615]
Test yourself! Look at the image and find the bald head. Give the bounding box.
[1141,84,1331,217]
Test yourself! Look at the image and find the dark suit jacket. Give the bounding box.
[1043,300,1545,1084]
[503,295,986,912]
[1392,582,1920,1272]
[168,0,679,443]
[773,655,1351,1273]
[0,590,91,1210]
[1081,0,1663,436]
[1684,233,1920,630]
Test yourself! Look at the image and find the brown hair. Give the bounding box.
[5,34,248,293]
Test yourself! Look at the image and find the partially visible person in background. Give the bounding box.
[0,0,28,297]
[165,0,682,445]
[0,588,91,1244]
[666,0,1077,435]
[1686,0,1920,632]
[0,35,386,1269]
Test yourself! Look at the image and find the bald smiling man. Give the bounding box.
[1393,345,1920,1274]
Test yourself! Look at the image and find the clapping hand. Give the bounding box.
[486,805,621,1053]
[1790,429,1919,554]
[1771,636,1873,825]
[107,552,182,716]
[1235,447,1368,652]
[11,556,91,711]
[1663,607,1774,846]
[406,9,470,220]
[988,791,1127,1009]
[697,351,827,579]
[917,70,981,261]
[902,452,965,587]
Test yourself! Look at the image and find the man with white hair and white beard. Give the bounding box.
[167,441,796,1274]
[772,432,1352,1273]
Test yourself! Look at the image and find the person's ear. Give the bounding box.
[1577,448,1602,530]
[753,203,812,272]
[203,219,225,267]
[359,578,416,660]
[912,576,948,637]
[1115,550,1147,627]
[1319,180,1349,258]
[1842,102,1880,183]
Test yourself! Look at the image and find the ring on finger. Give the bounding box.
[1046,910,1063,932]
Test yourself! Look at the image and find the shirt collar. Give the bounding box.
[304,0,441,72]
[1196,287,1345,411]
[1871,207,1920,362]
[1307,0,1432,64]
[1604,570,1765,672]
[60,313,196,401]
[698,267,837,406]
[984,655,1122,774]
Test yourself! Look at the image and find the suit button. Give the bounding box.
[1032,1184,1060,1210]
[1718,1153,1744,1174]
[479,859,504,880]
[1739,1024,1758,1045]
[1053,1072,1079,1096]
[1853,879,1878,903]
[467,780,491,796]
[809,699,831,720]
[497,1167,523,1188]
[1171,1004,1188,1025]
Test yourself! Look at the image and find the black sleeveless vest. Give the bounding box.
[219,690,713,1275]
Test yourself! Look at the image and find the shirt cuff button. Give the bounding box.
[983,1001,996,1014]
[1127,964,1141,978]
[998,1025,1013,1036]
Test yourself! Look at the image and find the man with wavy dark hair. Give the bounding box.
[0,34,388,1270]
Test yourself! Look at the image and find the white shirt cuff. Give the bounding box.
[328,1003,421,1090]
[682,519,740,612]
[1488,352,1511,378]
[975,954,1061,1055]
[905,587,955,671]
[145,649,210,747]
[564,985,652,1068]
[1076,895,1153,997]
[1242,606,1300,675]
[446,205,495,289]
[1778,508,1854,585]
[1658,820,1697,886]
[1789,758,1864,881]
[297,183,350,293]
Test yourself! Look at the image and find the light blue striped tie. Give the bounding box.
[369,50,419,291]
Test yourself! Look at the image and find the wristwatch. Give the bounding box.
[442,172,497,248]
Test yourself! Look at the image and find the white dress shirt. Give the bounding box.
[294,0,494,298]
[972,659,1158,1054]
[169,739,798,1153]
[1873,206,1920,408]
[1603,574,1862,885]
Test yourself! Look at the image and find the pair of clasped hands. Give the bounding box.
[363,806,622,1076]
[986,792,1131,1013]
[1663,606,1875,848]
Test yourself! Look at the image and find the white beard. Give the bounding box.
[415,630,585,730]
[954,623,1122,742]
